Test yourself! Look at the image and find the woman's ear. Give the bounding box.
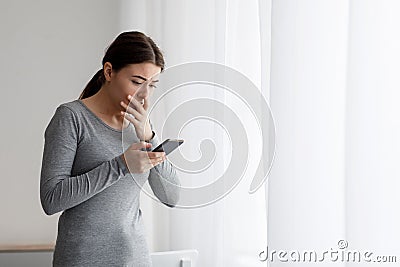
[103,62,113,82]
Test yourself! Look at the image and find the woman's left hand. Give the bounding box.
[120,95,153,141]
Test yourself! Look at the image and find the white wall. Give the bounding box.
[0,0,121,245]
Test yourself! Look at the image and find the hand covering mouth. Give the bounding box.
[133,98,144,105]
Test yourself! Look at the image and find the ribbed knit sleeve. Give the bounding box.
[40,105,127,215]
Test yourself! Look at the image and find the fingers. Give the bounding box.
[127,95,145,113]
[142,151,166,163]
[134,152,165,171]
[142,152,166,163]
[128,142,166,159]
[146,151,166,158]
[124,142,166,173]
[129,141,152,150]
[148,154,166,167]
[143,98,148,111]
[121,111,138,126]
[120,101,141,120]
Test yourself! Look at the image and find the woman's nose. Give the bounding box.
[135,84,151,99]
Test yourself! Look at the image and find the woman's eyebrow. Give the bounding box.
[131,75,147,81]
[131,75,159,82]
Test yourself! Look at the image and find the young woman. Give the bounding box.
[40,31,180,266]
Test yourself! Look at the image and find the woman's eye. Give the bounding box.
[132,80,157,88]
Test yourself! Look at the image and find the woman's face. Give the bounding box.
[105,62,161,105]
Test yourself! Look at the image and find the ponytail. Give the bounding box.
[78,69,105,100]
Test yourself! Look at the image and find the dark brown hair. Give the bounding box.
[79,31,165,100]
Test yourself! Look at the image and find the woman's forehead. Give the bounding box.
[123,63,161,80]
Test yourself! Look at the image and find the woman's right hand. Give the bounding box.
[120,141,166,173]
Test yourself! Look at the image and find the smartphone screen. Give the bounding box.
[152,139,184,155]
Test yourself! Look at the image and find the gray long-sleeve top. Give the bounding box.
[40,99,180,267]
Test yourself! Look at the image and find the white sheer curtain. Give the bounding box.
[119,0,270,266]
[268,0,400,266]
[345,0,400,264]
[119,0,400,266]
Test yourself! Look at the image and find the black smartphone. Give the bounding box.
[152,139,184,155]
